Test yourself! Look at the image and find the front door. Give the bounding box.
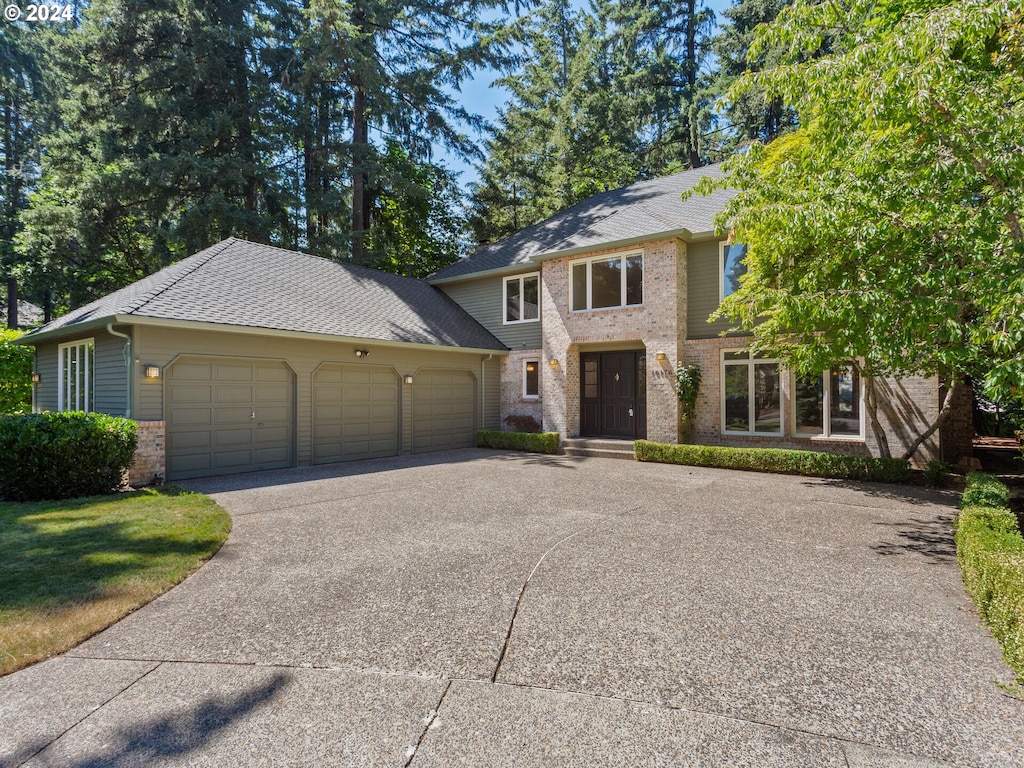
[580,351,647,438]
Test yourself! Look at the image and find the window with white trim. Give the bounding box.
[570,252,643,311]
[523,358,539,399]
[793,365,863,438]
[504,273,540,324]
[58,339,95,412]
[721,350,782,434]
[721,242,748,301]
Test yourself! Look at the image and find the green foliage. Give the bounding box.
[696,0,1024,451]
[634,440,912,482]
[674,364,702,436]
[0,412,138,501]
[954,472,1024,685]
[0,330,32,414]
[961,470,1012,509]
[503,414,542,433]
[923,459,952,487]
[477,430,560,454]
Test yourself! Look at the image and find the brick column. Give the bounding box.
[129,420,166,487]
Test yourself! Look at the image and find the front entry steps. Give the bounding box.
[562,438,636,460]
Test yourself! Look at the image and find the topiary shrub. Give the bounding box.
[0,412,138,501]
[634,440,911,483]
[477,430,559,454]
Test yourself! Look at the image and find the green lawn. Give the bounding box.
[0,487,231,677]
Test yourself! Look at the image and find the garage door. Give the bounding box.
[312,365,399,464]
[166,358,294,480]
[412,370,476,453]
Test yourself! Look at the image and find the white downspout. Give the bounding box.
[106,323,132,419]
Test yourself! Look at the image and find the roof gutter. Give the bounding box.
[106,323,132,419]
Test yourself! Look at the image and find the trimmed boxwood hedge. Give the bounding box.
[0,412,138,501]
[477,430,559,454]
[954,472,1024,686]
[634,440,911,483]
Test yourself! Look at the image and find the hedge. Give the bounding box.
[634,440,912,483]
[477,430,560,454]
[0,412,138,501]
[954,472,1024,685]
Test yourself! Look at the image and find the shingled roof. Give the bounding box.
[429,164,733,283]
[26,239,507,351]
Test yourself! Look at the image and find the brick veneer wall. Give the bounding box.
[938,383,974,464]
[500,349,544,429]
[682,338,941,465]
[540,238,686,443]
[129,420,166,487]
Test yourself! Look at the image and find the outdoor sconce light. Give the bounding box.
[144,365,161,379]
[31,373,40,384]
[355,349,370,358]
[655,352,667,362]
[404,375,414,385]
[549,358,559,369]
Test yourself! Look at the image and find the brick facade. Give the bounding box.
[129,420,166,487]
[500,349,544,430]
[938,383,974,464]
[539,238,685,444]
[682,337,940,465]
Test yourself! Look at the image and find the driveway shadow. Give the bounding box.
[871,514,957,564]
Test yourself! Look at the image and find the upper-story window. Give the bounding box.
[504,273,540,324]
[721,242,749,301]
[58,339,95,412]
[571,252,643,312]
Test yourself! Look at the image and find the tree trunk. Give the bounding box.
[6,276,17,329]
[900,382,962,462]
[863,374,891,459]
[351,83,369,265]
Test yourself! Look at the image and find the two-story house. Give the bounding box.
[19,166,963,483]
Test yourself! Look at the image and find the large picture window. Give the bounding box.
[504,273,539,324]
[571,252,643,311]
[58,339,95,412]
[721,350,782,434]
[794,365,862,437]
[721,242,748,301]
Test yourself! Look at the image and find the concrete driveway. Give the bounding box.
[1,450,1021,767]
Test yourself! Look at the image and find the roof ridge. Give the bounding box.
[122,238,238,315]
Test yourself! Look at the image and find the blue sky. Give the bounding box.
[441,0,735,184]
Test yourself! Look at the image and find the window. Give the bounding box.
[721,242,748,301]
[504,273,540,324]
[794,365,863,438]
[58,339,95,412]
[523,359,539,399]
[570,252,643,311]
[721,350,782,434]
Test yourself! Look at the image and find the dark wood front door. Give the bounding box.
[580,351,647,438]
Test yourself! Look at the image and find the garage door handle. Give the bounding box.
[251,410,256,419]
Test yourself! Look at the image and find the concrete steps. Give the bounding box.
[561,438,636,460]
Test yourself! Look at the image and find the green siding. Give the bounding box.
[29,330,129,416]
[687,239,742,340]
[440,274,540,350]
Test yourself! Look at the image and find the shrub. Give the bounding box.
[477,430,559,454]
[634,440,911,483]
[961,470,1011,509]
[954,472,1024,686]
[0,329,32,414]
[0,412,138,501]
[503,413,541,433]
[923,459,951,487]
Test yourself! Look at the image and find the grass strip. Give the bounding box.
[0,486,230,676]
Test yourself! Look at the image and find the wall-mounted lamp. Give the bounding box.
[655,352,668,362]
[404,375,414,385]
[31,373,40,384]
[355,349,370,358]
[144,365,161,379]
[548,358,559,369]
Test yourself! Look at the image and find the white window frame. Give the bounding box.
[522,358,540,399]
[791,366,866,440]
[720,241,749,302]
[503,272,540,325]
[569,251,644,313]
[720,348,784,436]
[57,338,95,412]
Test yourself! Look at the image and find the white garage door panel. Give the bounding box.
[166,358,294,480]
[312,365,399,464]
[412,370,476,453]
